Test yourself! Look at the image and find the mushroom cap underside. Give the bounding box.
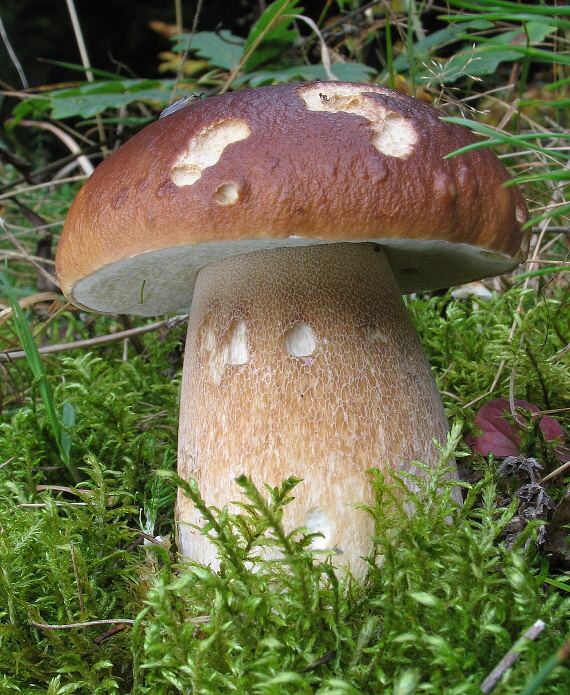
[56,81,529,316]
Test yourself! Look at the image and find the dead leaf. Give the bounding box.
[467,398,566,458]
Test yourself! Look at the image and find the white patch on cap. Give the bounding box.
[298,84,418,159]
[213,181,240,206]
[171,119,250,186]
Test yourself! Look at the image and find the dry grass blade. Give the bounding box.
[480,620,546,693]
[0,292,62,323]
[0,313,188,362]
[0,269,80,481]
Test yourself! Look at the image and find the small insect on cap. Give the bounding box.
[56,82,529,316]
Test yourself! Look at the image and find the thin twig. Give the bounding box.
[464,357,507,409]
[30,614,210,629]
[552,341,570,363]
[171,0,204,103]
[174,0,183,34]
[15,120,94,176]
[315,0,381,40]
[65,0,94,82]
[0,314,188,363]
[0,15,28,88]
[126,527,172,548]
[0,176,88,203]
[0,221,59,290]
[464,211,554,410]
[0,249,57,265]
[30,618,135,630]
[0,293,62,324]
[540,459,570,485]
[19,502,87,507]
[64,0,106,149]
[36,484,92,496]
[480,620,546,693]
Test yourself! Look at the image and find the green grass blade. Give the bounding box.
[444,0,570,19]
[0,269,80,482]
[519,636,570,695]
[511,266,570,283]
[544,578,570,593]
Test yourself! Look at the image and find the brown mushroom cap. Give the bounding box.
[56,82,528,316]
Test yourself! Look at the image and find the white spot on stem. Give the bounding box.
[284,322,317,357]
[228,319,248,365]
[305,507,331,549]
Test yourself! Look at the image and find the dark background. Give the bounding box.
[0,1,342,164]
[0,0,329,90]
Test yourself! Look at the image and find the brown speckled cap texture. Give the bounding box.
[56,82,529,316]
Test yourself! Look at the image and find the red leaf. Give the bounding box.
[468,398,566,458]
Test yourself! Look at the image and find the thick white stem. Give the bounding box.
[177,243,457,574]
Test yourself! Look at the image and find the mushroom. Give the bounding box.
[56,82,528,574]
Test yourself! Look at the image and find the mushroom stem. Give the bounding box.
[177,242,457,574]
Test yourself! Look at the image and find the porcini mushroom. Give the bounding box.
[56,82,528,574]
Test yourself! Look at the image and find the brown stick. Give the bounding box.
[480,620,546,693]
[0,314,188,362]
[30,618,135,630]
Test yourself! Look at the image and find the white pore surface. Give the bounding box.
[71,238,520,316]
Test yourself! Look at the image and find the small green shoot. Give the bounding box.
[0,266,80,482]
[520,635,570,695]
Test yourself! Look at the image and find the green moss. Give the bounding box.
[133,439,569,694]
[408,289,570,428]
[0,284,569,692]
[1,388,569,692]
